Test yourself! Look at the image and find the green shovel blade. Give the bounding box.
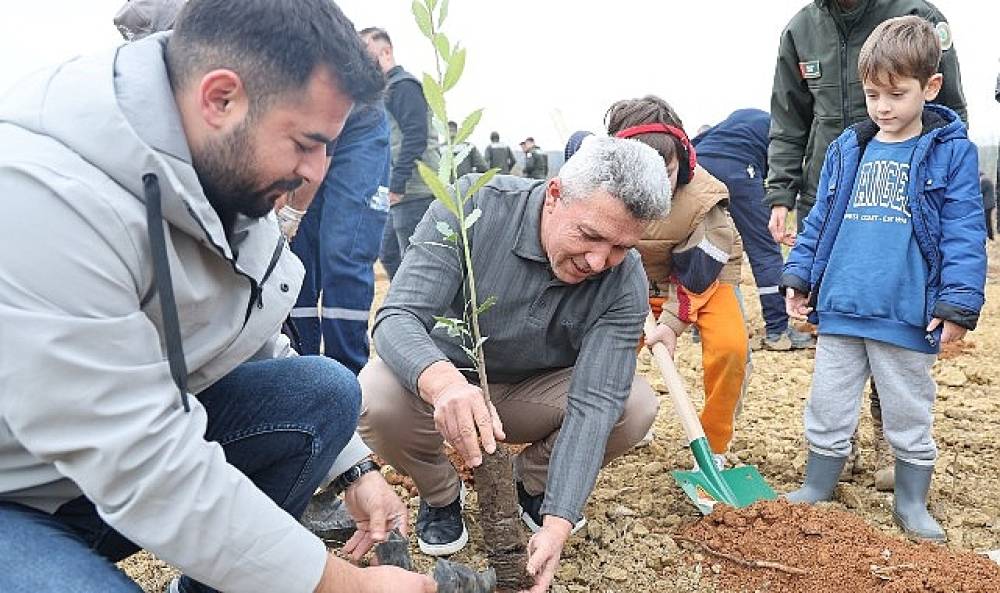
[673,438,777,515]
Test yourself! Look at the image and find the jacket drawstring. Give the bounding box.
[143,173,191,412]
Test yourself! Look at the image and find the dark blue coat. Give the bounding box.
[782,104,985,344]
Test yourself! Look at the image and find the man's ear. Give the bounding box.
[544,178,562,210]
[197,69,250,131]
[923,72,944,101]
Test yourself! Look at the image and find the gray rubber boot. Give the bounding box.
[893,459,946,542]
[786,451,849,503]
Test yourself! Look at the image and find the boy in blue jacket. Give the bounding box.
[782,16,985,542]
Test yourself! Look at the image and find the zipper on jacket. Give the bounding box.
[839,36,850,127]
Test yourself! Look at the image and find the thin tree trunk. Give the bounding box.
[473,444,532,591]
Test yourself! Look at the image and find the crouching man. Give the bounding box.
[0,1,432,592]
[359,137,671,593]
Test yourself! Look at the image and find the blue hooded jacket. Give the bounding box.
[782,104,985,351]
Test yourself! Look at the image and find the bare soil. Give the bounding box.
[122,242,1000,592]
[679,499,1000,593]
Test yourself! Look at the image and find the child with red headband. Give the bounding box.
[577,95,750,470]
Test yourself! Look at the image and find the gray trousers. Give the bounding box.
[805,335,937,465]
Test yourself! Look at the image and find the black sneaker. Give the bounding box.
[416,495,467,556]
[516,481,587,534]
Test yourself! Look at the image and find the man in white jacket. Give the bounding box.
[0,1,433,592]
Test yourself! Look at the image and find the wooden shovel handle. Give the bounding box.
[643,314,707,443]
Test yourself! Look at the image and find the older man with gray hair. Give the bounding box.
[359,136,670,593]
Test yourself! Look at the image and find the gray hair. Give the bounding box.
[557,136,671,221]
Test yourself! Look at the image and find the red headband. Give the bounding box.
[614,123,697,185]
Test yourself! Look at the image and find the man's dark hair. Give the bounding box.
[490,131,499,142]
[359,27,392,47]
[167,0,384,113]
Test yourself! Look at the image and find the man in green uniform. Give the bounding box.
[520,136,549,180]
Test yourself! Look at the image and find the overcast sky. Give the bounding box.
[1,1,997,152]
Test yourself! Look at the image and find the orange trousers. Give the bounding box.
[650,283,749,453]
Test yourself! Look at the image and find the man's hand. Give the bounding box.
[769,206,795,246]
[341,470,408,562]
[519,516,571,593]
[927,318,967,344]
[430,382,505,467]
[644,323,678,359]
[388,191,403,206]
[785,287,812,321]
[314,554,436,593]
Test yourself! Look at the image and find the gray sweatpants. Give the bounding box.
[805,334,938,465]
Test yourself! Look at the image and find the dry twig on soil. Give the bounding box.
[674,536,809,576]
[870,563,918,581]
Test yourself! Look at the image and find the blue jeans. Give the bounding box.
[291,105,390,374]
[700,155,788,335]
[0,356,360,593]
[378,194,435,280]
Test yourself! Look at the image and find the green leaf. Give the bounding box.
[460,345,477,364]
[433,316,466,338]
[463,168,499,203]
[417,161,458,216]
[431,116,449,144]
[433,33,451,61]
[453,143,473,171]
[421,75,447,126]
[437,148,455,185]
[435,220,456,240]
[475,295,497,315]
[454,109,482,145]
[424,0,438,13]
[463,207,482,230]
[412,1,433,38]
[438,0,450,27]
[442,47,466,92]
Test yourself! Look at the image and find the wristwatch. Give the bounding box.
[330,458,381,495]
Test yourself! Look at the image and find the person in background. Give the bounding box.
[0,1,432,592]
[484,130,517,174]
[520,136,548,180]
[980,170,996,241]
[289,104,391,374]
[693,109,814,350]
[361,27,440,281]
[783,17,985,543]
[446,120,487,179]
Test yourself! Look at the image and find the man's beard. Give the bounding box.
[193,119,304,223]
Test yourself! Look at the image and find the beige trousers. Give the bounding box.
[358,358,659,507]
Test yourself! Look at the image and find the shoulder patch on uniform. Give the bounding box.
[799,60,821,80]
[935,22,952,51]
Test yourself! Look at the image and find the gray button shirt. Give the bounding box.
[373,174,649,522]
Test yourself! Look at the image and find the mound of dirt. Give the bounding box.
[678,499,1000,593]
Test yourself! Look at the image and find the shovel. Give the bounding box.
[644,315,776,514]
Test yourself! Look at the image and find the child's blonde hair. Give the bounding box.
[858,15,941,87]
